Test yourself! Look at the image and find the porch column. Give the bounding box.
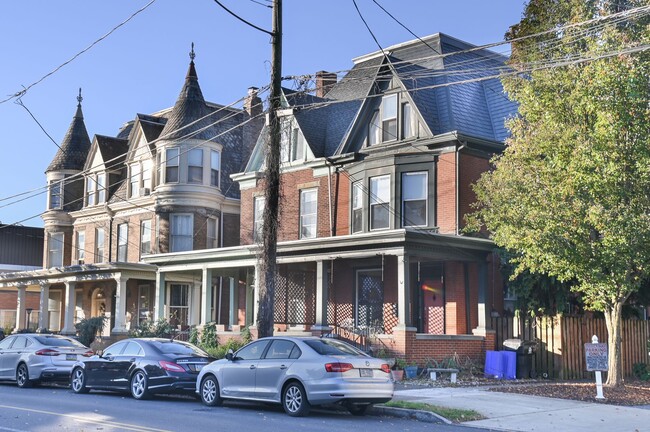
[112,276,129,334]
[154,271,166,320]
[61,281,76,335]
[397,252,412,327]
[200,267,213,325]
[253,263,261,323]
[473,261,492,336]
[190,282,201,326]
[229,275,239,328]
[313,260,329,329]
[38,282,50,331]
[14,285,27,332]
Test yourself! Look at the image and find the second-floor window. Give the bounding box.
[300,189,317,239]
[253,196,265,242]
[170,214,193,252]
[48,180,62,210]
[188,149,203,184]
[86,177,96,206]
[140,220,151,257]
[370,175,390,230]
[96,228,105,263]
[352,182,363,233]
[130,163,141,197]
[401,172,427,227]
[207,216,219,248]
[48,232,64,268]
[117,223,128,262]
[76,231,85,263]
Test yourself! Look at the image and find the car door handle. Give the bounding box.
[249,365,256,370]
[280,365,287,370]
[129,358,136,362]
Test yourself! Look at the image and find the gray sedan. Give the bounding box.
[196,336,393,417]
[0,333,92,387]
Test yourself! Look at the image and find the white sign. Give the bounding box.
[585,342,608,371]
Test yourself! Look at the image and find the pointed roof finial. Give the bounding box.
[189,42,196,62]
[77,88,83,107]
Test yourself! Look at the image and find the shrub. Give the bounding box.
[633,363,650,381]
[75,316,107,347]
[128,318,173,338]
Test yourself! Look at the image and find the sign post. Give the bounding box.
[585,335,607,399]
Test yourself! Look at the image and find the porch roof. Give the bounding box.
[143,229,494,273]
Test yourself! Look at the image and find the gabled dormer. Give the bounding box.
[82,135,128,208]
[124,115,160,199]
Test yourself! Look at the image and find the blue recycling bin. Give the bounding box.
[485,350,516,379]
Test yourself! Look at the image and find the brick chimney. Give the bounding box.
[315,71,337,97]
[244,87,263,117]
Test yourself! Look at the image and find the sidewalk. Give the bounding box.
[393,386,650,431]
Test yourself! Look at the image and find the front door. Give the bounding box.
[356,269,384,332]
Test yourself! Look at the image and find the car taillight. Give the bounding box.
[35,349,58,356]
[381,364,391,374]
[159,361,185,372]
[325,362,354,373]
[83,350,94,357]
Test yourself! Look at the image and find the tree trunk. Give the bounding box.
[603,302,623,386]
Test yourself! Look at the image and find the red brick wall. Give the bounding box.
[458,153,490,231]
[0,290,39,310]
[437,152,457,234]
[334,170,350,236]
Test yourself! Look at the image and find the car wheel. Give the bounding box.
[200,375,222,407]
[282,381,310,417]
[130,371,151,400]
[71,368,89,394]
[347,403,371,416]
[16,363,33,388]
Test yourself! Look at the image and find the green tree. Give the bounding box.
[469,0,650,386]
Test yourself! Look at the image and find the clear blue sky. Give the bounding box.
[0,0,526,228]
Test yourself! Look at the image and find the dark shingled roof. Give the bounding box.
[158,60,217,142]
[95,135,129,170]
[46,102,91,173]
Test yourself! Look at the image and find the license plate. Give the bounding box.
[66,354,76,361]
[359,368,373,377]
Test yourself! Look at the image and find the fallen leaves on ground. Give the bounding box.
[489,381,650,405]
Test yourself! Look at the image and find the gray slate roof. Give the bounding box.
[95,135,128,170]
[46,103,92,172]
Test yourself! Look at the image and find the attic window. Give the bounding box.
[381,94,397,141]
[368,93,415,145]
[280,118,303,163]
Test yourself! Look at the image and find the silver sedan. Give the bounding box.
[196,336,394,417]
[0,333,92,387]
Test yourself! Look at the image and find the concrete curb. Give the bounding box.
[370,405,453,424]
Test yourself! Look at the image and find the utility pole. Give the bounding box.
[256,0,282,338]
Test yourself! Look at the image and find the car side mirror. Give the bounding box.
[225,349,234,361]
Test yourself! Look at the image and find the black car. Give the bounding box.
[70,338,212,399]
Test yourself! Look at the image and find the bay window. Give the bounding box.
[370,175,390,230]
[401,172,428,227]
[188,149,203,184]
[170,214,193,252]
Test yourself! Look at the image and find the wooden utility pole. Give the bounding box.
[256,0,282,338]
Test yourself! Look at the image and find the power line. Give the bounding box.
[212,0,272,35]
[0,0,158,105]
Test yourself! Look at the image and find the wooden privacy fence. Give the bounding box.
[490,315,650,379]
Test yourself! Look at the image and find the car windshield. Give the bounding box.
[304,339,367,357]
[150,340,207,356]
[34,336,85,348]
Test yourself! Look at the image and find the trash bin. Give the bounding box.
[503,338,537,379]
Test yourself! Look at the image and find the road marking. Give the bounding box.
[0,427,30,432]
[0,404,172,432]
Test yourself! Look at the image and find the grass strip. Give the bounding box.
[384,400,484,423]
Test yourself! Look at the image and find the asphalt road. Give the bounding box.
[0,382,484,432]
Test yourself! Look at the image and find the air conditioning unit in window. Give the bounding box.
[77,259,84,265]
[139,188,151,196]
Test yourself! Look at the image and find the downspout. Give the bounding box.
[455,142,466,235]
[326,158,334,237]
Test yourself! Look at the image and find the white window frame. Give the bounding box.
[188,148,203,184]
[401,171,428,227]
[86,176,96,206]
[95,228,105,263]
[352,182,363,233]
[129,163,141,198]
[168,284,189,329]
[76,231,85,263]
[48,232,64,268]
[210,150,221,187]
[299,189,317,239]
[117,223,128,262]
[207,216,220,249]
[170,213,193,252]
[402,102,413,139]
[368,110,380,146]
[165,148,180,183]
[253,196,265,242]
[369,175,391,231]
[381,94,398,142]
[48,180,63,210]
[140,219,152,257]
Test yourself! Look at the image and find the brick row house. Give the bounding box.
[0,49,263,339]
[143,34,518,363]
[1,34,517,363]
